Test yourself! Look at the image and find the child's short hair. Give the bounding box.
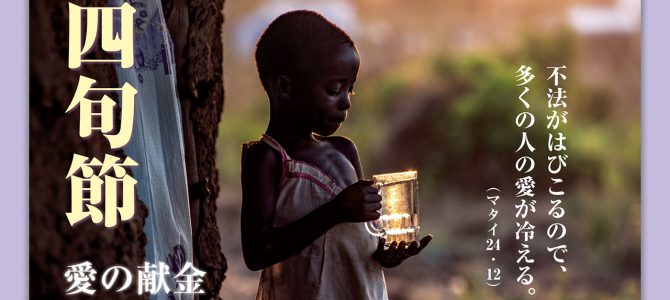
[255,10,355,92]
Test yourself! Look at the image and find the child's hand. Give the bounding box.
[373,235,433,268]
[332,180,382,222]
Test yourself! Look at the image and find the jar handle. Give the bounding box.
[365,220,385,237]
[365,183,385,237]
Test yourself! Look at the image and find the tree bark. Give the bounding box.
[29,1,148,299]
[162,0,228,298]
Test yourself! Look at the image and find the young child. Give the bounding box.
[241,10,432,299]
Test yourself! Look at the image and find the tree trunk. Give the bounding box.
[29,0,227,298]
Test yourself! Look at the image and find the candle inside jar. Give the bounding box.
[380,213,416,244]
[378,176,418,244]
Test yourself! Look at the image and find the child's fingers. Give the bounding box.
[406,241,419,256]
[387,241,398,254]
[417,234,433,252]
[395,241,408,258]
[356,180,379,194]
[365,201,382,212]
[357,179,374,186]
[366,211,381,221]
[363,185,379,195]
[376,238,386,253]
[365,193,382,203]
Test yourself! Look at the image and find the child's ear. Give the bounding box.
[273,75,292,99]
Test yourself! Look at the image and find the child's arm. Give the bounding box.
[327,137,435,268]
[241,142,381,271]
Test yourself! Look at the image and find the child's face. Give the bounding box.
[291,44,360,136]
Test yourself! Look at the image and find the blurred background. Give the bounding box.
[215,0,640,299]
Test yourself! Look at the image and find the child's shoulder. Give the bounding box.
[319,135,360,166]
[242,140,281,170]
[320,134,357,151]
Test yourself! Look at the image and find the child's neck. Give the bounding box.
[266,121,318,147]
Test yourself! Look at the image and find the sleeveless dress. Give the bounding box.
[242,135,388,300]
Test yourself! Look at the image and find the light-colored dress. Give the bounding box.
[114,1,194,298]
[243,135,388,300]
